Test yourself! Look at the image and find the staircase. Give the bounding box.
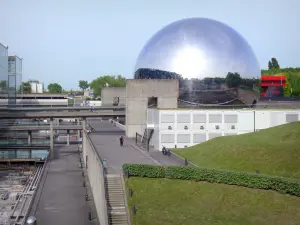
[105,174,129,225]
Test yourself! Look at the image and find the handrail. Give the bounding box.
[109,119,125,131]
[84,129,105,164]
[24,160,48,221]
[169,150,199,168]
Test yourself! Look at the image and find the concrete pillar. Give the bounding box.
[77,119,81,140]
[82,117,86,130]
[67,129,70,146]
[56,119,60,136]
[28,131,32,145]
[50,118,54,158]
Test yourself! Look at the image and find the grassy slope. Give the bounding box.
[126,177,300,225]
[174,122,300,179]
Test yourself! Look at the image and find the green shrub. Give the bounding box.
[165,166,300,196]
[123,164,300,197]
[123,164,165,178]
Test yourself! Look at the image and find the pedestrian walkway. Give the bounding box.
[88,119,181,174]
[32,145,97,225]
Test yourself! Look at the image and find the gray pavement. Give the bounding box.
[88,119,181,174]
[33,145,96,225]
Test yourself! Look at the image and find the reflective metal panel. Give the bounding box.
[134,18,261,105]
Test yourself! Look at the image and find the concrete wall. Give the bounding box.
[126,79,179,137]
[101,87,126,106]
[82,130,108,225]
[147,109,300,150]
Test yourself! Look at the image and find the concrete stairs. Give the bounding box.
[105,174,129,225]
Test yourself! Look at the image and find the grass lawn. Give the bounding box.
[126,177,300,225]
[174,122,300,179]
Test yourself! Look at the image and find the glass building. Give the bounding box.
[8,55,23,105]
[0,43,8,97]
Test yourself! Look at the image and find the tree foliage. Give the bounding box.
[271,58,280,69]
[225,72,242,88]
[90,75,126,97]
[0,80,7,93]
[20,82,31,94]
[78,80,89,91]
[261,57,300,97]
[267,58,280,74]
[47,83,62,93]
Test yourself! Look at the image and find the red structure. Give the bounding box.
[260,76,286,97]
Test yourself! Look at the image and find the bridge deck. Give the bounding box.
[0,111,125,119]
[32,145,96,225]
[0,125,83,131]
[88,120,181,174]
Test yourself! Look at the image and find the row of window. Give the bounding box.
[167,125,236,130]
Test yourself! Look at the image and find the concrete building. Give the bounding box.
[126,79,179,137]
[147,108,300,150]
[8,55,23,105]
[101,87,126,106]
[31,82,44,93]
[0,43,8,96]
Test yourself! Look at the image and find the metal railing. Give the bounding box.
[135,132,149,151]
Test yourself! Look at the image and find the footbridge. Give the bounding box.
[0,105,125,112]
[0,110,125,119]
[0,125,83,131]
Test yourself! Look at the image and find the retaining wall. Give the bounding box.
[82,130,108,225]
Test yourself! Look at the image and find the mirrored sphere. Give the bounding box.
[134,18,261,105]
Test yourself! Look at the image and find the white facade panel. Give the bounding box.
[238,111,254,133]
[270,111,286,127]
[152,109,300,151]
[37,83,43,93]
[160,111,175,131]
[255,111,271,131]
[192,111,207,131]
[285,111,299,123]
[192,132,207,144]
[160,132,176,149]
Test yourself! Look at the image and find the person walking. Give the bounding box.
[119,136,124,146]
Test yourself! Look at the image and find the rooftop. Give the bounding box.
[0,164,42,225]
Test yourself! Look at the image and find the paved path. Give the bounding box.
[33,145,97,225]
[88,119,181,174]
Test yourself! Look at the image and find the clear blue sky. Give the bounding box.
[0,0,299,89]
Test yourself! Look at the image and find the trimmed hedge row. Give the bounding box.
[123,164,165,178]
[122,164,300,197]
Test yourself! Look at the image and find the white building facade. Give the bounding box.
[147,109,300,150]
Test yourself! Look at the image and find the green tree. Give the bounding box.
[268,58,280,71]
[78,80,89,91]
[47,83,63,93]
[271,57,280,69]
[268,61,273,70]
[19,82,31,94]
[0,80,7,92]
[90,75,126,97]
[225,72,242,88]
